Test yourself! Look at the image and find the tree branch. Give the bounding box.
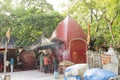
[106,11,118,42]
[111,11,118,25]
[104,15,110,23]
[92,9,105,33]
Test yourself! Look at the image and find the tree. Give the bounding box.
[19,0,53,12]
[0,0,64,46]
[63,0,120,47]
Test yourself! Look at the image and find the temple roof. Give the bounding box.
[51,16,87,47]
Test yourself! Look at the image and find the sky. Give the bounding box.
[11,0,69,13]
[46,0,69,13]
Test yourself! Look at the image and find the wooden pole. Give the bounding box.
[4,41,8,77]
[4,28,10,78]
[87,23,91,45]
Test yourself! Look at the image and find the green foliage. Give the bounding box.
[95,36,105,46]
[65,0,120,47]
[0,0,64,46]
[1,0,119,48]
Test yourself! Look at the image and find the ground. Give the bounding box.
[0,70,64,80]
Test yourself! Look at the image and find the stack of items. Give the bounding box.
[101,54,111,65]
[64,64,88,80]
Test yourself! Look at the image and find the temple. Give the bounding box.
[51,16,87,63]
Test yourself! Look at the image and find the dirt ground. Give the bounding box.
[0,69,64,80]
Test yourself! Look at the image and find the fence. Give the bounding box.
[87,51,102,69]
[86,50,119,75]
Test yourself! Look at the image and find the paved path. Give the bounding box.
[0,70,64,80]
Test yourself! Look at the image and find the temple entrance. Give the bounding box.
[69,38,87,64]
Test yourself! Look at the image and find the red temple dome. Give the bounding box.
[51,16,87,63]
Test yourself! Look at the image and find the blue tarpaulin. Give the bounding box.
[64,75,81,80]
[83,68,117,80]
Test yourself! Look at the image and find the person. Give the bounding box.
[47,51,53,72]
[53,55,59,72]
[104,44,114,55]
[39,52,44,72]
[0,60,3,72]
[10,57,14,73]
[72,52,77,63]
[53,55,59,79]
[43,55,49,73]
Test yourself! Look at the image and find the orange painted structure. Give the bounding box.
[51,16,87,63]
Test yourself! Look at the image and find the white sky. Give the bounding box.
[46,0,69,13]
[3,0,69,13]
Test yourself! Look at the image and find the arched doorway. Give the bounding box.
[69,38,87,63]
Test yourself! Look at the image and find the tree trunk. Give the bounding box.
[108,23,115,42]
